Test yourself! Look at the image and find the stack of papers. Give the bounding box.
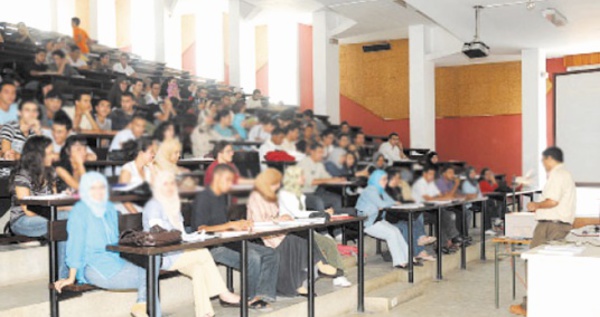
[391,203,424,210]
[182,231,215,242]
[216,231,249,238]
[538,245,584,256]
[23,193,71,200]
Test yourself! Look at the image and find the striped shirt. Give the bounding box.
[0,121,34,154]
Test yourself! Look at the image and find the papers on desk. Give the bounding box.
[179,157,214,162]
[23,193,71,200]
[112,182,143,192]
[252,219,327,232]
[390,203,424,210]
[428,200,453,205]
[182,230,215,242]
[216,231,249,238]
[538,245,584,256]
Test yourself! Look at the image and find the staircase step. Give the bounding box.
[0,245,48,287]
[364,281,428,312]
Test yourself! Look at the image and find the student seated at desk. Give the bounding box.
[356,170,411,269]
[9,136,69,278]
[344,152,369,179]
[151,97,177,125]
[191,165,278,309]
[281,123,300,152]
[1,100,42,160]
[385,168,436,262]
[231,102,249,140]
[108,114,146,152]
[336,133,350,150]
[129,78,146,108]
[191,114,218,158]
[350,131,368,161]
[325,148,351,178]
[54,172,148,317]
[152,121,176,143]
[93,99,112,131]
[49,50,79,77]
[411,165,461,254]
[143,171,242,316]
[0,82,18,126]
[295,123,317,154]
[368,152,388,172]
[153,139,196,190]
[203,141,253,186]
[56,135,91,192]
[39,90,65,128]
[478,167,499,193]
[212,109,239,141]
[247,168,339,297]
[62,90,101,132]
[436,165,472,239]
[279,166,352,288]
[117,137,156,214]
[258,128,284,171]
[246,89,263,109]
[108,77,129,110]
[112,53,137,77]
[248,115,275,143]
[67,45,88,70]
[320,130,335,159]
[378,132,408,164]
[109,92,136,131]
[298,143,353,219]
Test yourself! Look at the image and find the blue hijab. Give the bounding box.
[368,169,386,195]
[79,172,109,218]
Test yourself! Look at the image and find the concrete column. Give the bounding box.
[50,0,59,32]
[240,20,256,92]
[312,10,340,123]
[228,0,242,87]
[89,0,116,47]
[409,25,436,149]
[154,0,166,63]
[164,12,182,69]
[268,13,299,105]
[195,2,224,81]
[522,48,547,186]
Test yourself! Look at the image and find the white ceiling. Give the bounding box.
[237,0,600,63]
[408,0,600,58]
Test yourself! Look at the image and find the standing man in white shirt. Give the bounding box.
[112,53,137,77]
[378,132,408,164]
[510,146,576,316]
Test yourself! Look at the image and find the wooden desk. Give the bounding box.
[79,130,117,148]
[209,140,263,147]
[485,189,542,217]
[107,217,366,317]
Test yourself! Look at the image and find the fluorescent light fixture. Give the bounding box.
[542,8,568,27]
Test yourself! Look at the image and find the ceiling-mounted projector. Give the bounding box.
[463,41,490,58]
[463,6,489,59]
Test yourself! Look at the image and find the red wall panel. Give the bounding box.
[256,63,269,96]
[182,43,196,75]
[435,115,522,179]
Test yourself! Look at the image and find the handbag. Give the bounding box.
[119,225,182,247]
[309,211,331,222]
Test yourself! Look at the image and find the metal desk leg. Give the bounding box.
[307,228,315,317]
[461,204,467,270]
[502,196,508,235]
[146,255,158,317]
[226,267,234,292]
[511,244,516,300]
[240,240,248,317]
[480,200,487,261]
[49,206,59,317]
[357,221,364,312]
[495,243,500,309]
[408,213,414,283]
[341,226,347,245]
[436,207,443,280]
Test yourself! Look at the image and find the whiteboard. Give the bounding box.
[555,70,600,185]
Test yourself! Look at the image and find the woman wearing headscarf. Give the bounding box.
[247,168,338,296]
[324,147,350,177]
[278,166,352,288]
[142,171,240,316]
[355,170,410,269]
[54,172,149,317]
[153,138,198,190]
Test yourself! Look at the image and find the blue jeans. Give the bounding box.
[394,214,426,256]
[210,243,280,302]
[84,261,155,313]
[11,212,69,279]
